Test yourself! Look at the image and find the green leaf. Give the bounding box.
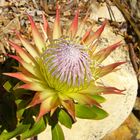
[58,109,72,129]
[51,123,65,140]
[3,81,12,92]
[21,117,47,139]
[75,104,97,119]
[92,95,106,103]
[0,124,30,140]
[75,104,108,120]
[92,106,108,120]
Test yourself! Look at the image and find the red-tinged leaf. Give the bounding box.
[50,107,58,116]
[7,55,36,79]
[21,62,36,76]
[93,62,126,79]
[53,6,61,39]
[37,96,59,121]
[29,92,41,107]
[8,54,22,63]
[99,86,125,95]
[29,89,55,108]
[27,14,45,53]
[8,54,36,76]
[58,109,73,129]
[8,40,34,64]
[61,100,75,121]
[17,65,36,78]
[16,32,39,58]
[3,72,32,83]
[43,14,49,33]
[51,123,64,140]
[80,82,125,95]
[68,10,79,38]
[17,82,45,91]
[92,41,122,63]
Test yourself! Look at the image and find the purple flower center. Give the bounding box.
[43,39,92,90]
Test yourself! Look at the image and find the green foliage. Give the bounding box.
[0,81,109,140]
[91,106,109,120]
[21,117,47,139]
[0,61,109,140]
[0,124,30,140]
[0,103,47,140]
[92,95,106,103]
[51,123,65,140]
[57,109,73,129]
[75,104,108,120]
[3,81,12,92]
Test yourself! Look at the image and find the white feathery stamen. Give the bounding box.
[43,39,92,90]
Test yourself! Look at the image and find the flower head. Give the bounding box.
[4,7,125,121]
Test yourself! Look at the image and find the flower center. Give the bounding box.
[43,39,92,91]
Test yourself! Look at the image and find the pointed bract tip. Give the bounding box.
[68,10,79,38]
[108,41,123,51]
[26,13,36,30]
[53,4,61,39]
[30,93,40,106]
[36,111,43,122]
[42,12,51,36]
[56,4,60,21]
[17,84,31,90]
[95,19,107,36]
[84,20,107,45]
[7,54,22,62]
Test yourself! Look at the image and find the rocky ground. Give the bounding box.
[0,0,140,140]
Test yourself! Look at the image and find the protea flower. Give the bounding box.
[4,7,125,121]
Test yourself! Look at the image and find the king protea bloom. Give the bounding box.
[4,7,125,121]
